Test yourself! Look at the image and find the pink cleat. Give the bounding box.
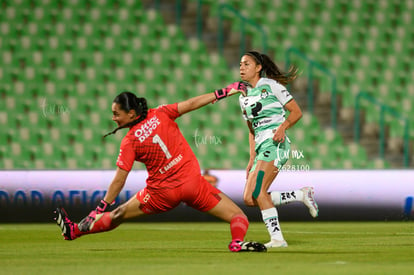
[54,208,77,240]
[228,240,267,252]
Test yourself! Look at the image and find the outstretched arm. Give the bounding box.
[78,167,129,232]
[177,81,249,115]
[177,92,216,115]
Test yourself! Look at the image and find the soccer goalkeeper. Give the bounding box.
[55,83,266,252]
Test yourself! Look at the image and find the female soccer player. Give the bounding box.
[238,51,319,248]
[55,84,266,252]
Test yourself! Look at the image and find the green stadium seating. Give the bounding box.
[1,0,409,169]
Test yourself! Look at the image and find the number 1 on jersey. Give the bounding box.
[152,134,172,159]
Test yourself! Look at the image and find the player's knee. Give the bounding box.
[244,198,256,207]
[243,193,256,207]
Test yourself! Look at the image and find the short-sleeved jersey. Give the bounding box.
[239,77,293,149]
[116,103,201,191]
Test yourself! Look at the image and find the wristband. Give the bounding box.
[96,199,109,213]
[214,89,227,100]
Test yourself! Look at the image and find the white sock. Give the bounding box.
[270,189,304,206]
[261,208,284,241]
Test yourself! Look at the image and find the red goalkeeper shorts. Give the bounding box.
[136,175,222,214]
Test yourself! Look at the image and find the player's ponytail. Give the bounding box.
[103,91,148,138]
[246,51,299,86]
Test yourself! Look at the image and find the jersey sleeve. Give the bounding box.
[116,138,136,172]
[156,103,180,121]
[270,81,293,106]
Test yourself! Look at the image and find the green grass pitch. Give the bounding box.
[1,222,413,275]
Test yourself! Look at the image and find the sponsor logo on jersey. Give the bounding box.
[253,119,272,128]
[134,116,161,142]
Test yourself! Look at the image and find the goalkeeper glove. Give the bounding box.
[213,81,249,103]
[78,199,110,232]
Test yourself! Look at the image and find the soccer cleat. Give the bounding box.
[54,208,77,241]
[301,187,319,218]
[265,239,288,248]
[228,240,267,252]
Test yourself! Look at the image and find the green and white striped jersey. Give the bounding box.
[239,77,293,149]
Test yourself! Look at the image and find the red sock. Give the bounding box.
[74,212,118,237]
[230,214,249,241]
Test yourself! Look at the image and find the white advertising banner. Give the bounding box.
[0,170,413,209]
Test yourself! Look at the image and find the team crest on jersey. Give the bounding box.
[261,89,270,99]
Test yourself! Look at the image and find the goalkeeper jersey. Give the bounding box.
[239,77,293,149]
[116,103,201,191]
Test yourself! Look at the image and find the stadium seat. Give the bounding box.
[1,0,405,169]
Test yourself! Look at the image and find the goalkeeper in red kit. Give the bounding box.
[55,82,266,252]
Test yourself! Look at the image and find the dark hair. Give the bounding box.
[103,91,148,138]
[245,51,299,86]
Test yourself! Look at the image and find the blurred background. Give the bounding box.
[0,0,412,170]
